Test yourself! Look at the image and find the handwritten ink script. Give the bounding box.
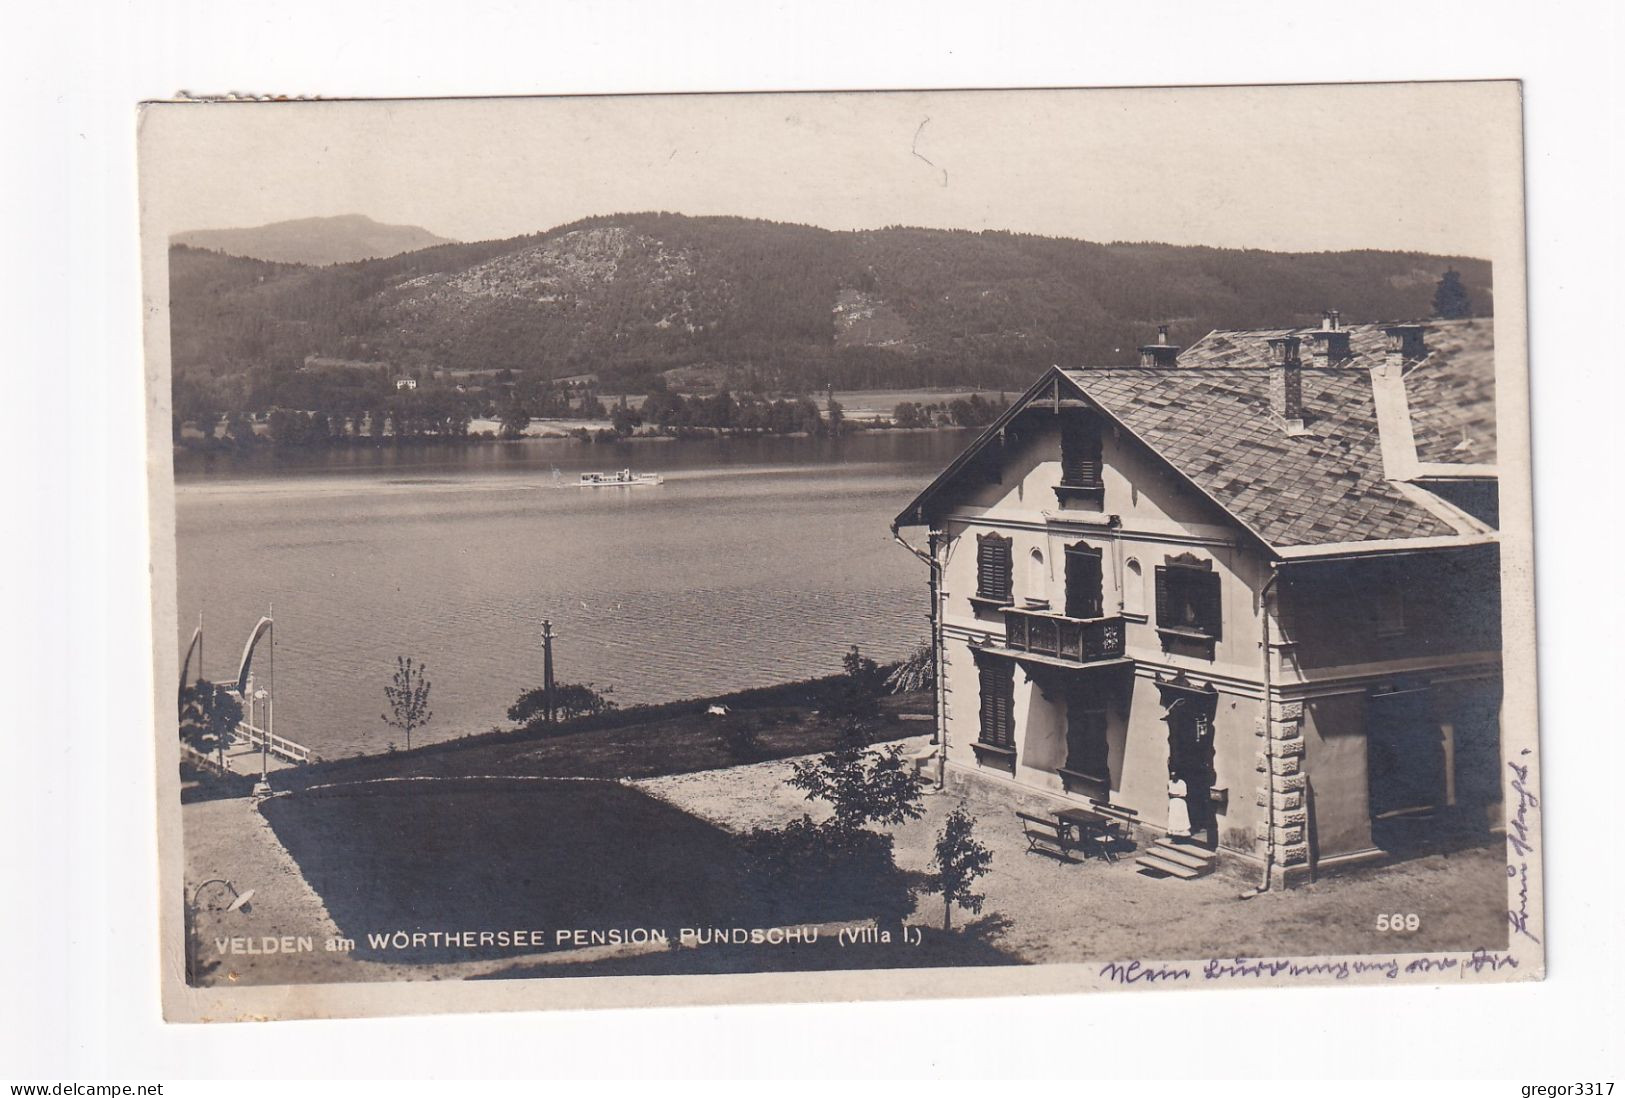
[1101,949,1518,986]
[1506,753,1542,944]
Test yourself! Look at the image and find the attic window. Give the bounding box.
[1055,416,1105,505]
[1061,418,1103,486]
[1155,556,1222,642]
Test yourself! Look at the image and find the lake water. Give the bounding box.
[174,431,968,759]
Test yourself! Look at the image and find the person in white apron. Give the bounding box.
[1166,770,1192,837]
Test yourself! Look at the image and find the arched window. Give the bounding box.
[1027,547,1047,604]
[1125,558,1145,617]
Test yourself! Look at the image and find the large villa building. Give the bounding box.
[892,314,1502,886]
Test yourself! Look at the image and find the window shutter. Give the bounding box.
[1061,418,1103,486]
[979,662,1014,747]
[977,533,1012,601]
[1199,571,1223,640]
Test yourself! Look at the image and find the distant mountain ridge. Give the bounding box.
[172,214,457,266]
[169,212,1493,393]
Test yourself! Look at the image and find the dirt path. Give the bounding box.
[183,795,347,986]
[636,741,1509,964]
[181,731,1507,987]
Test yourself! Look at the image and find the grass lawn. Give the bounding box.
[270,691,931,792]
[197,679,1508,986]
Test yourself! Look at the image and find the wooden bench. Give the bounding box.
[1089,800,1139,836]
[1016,811,1079,863]
[1089,798,1138,821]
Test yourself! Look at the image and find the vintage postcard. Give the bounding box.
[140,81,1542,1022]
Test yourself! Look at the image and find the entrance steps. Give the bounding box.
[1135,836,1218,880]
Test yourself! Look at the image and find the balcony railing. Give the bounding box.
[1000,606,1126,664]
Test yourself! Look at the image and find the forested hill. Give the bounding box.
[172,214,457,266]
[169,212,1493,394]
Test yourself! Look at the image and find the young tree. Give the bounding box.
[1432,268,1473,319]
[754,657,923,933]
[921,806,994,930]
[788,729,924,833]
[820,644,886,727]
[381,656,433,750]
[179,680,244,767]
[841,644,882,692]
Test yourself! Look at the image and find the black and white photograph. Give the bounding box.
[133,81,1545,1022]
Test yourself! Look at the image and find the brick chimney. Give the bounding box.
[1382,323,1428,367]
[1267,335,1304,429]
[1308,309,1352,365]
[1138,324,1181,367]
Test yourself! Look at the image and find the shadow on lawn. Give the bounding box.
[260,777,1020,973]
[180,758,257,804]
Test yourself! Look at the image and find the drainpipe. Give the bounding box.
[1253,561,1283,894]
[892,523,947,789]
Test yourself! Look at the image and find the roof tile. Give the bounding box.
[1064,366,1457,547]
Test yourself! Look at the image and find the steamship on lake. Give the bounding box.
[578,469,664,487]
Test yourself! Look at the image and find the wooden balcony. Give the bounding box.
[1000,606,1126,664]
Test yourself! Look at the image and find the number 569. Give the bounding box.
[1376,913,1420,931]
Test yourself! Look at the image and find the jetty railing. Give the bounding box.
[233,722,312,764]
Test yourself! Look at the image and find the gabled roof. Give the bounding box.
[1180,325,1390,368]
[895,316,1498,556]
[1401,320,1497,466]
[1063,368,1456,548]
[1181,317,1497,468]
[894,363,1491,555]
[890,369,1062,528]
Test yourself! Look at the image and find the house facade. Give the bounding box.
[892,315,1502,885]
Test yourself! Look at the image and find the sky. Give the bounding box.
[140,82,1522,258]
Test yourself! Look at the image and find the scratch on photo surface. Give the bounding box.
[912,118,948,187]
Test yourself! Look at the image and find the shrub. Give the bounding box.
[885,640,934,694]
[741,816,910,924]
[822,645,886,726]
[508,681,617,728]
[718,718,763,762]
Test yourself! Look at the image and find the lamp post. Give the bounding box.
[254,687,270,782]
[184,879,254,986]
[542,619,556,725]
